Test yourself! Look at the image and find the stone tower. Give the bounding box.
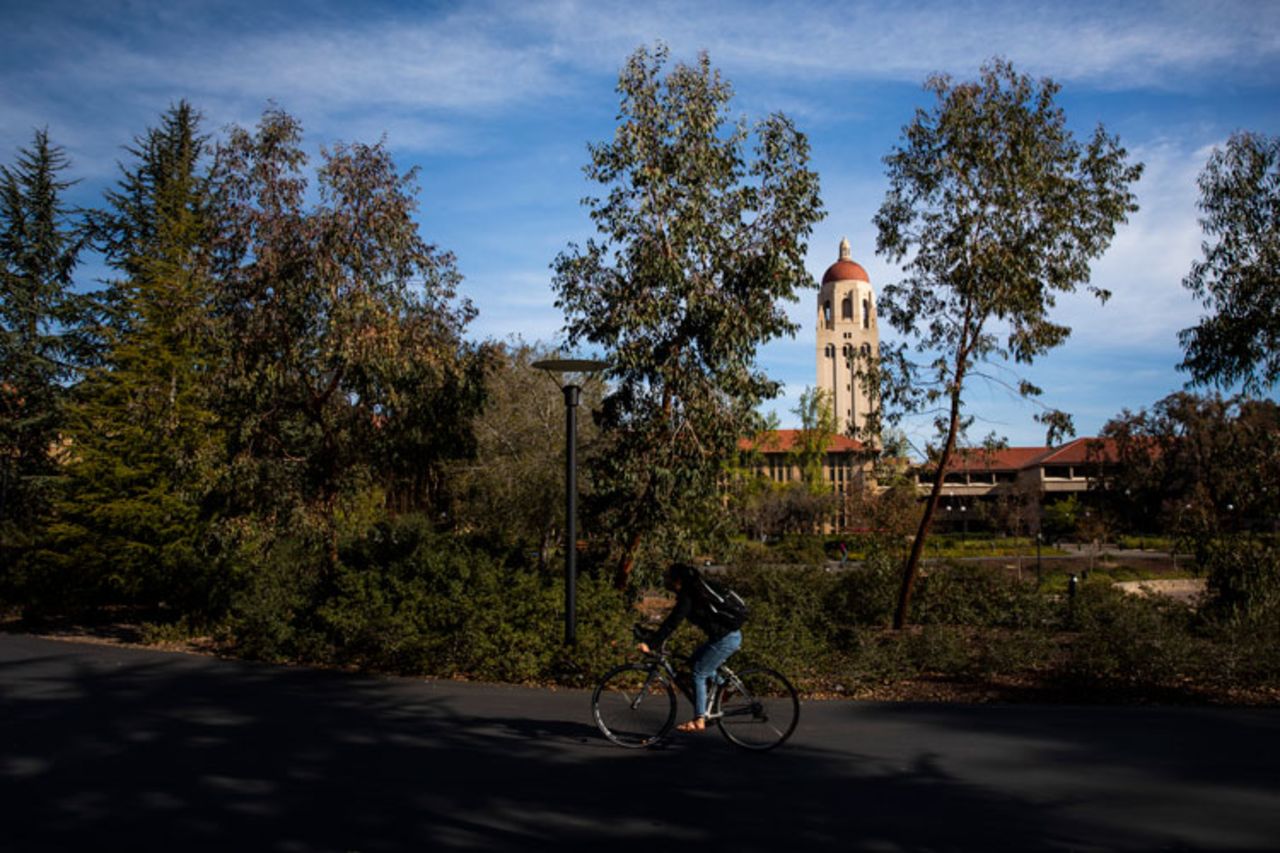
[816,237,879,439]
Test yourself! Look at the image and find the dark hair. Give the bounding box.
[663,562,698,591]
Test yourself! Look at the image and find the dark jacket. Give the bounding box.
[649,584,734,648]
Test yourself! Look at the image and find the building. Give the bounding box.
[740,237,1121,533]
[816,238,879,439]
[915,438,1121,531]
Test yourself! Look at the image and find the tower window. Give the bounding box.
[862,298,871,329]
[823,301,832,324]
[842,296,853,320]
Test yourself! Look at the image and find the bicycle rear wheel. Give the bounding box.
[592,664,677,748]
[714,667,800,751]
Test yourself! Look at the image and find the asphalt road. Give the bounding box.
[2,634,1278,852]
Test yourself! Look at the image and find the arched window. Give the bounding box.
[842,344,852,359]
[860,342,871,357]
[823,300,832,324]
[824,344,835,358]
[841,295,853,320]
[862,298,871,329]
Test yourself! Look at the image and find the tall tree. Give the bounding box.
[211,109,483,566]
[1179,131,1280,394]
[788,387,839,495]
[553,44,823,587]
[449,340,603,568]
[872,58,1142,628]
[43,104,223,610]
[1101,393,1280,622]
[0,129,84,528]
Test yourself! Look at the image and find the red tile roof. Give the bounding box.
[1035,437,1121,465]
[940,446,1048,472]
[739,429,865,454]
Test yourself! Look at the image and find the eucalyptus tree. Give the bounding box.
[211,109,483,567]
[552,44,824,586]
[1179,131,1280,394]
[872,58,1143,628]
[449,340,604,568]
[0,129,85,528]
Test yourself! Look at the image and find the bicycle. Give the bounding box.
[591,628,800,751]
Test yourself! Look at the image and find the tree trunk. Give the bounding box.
[893,365,967,629]
[614,529,642,591]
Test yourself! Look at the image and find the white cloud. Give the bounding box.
[1057,137,1210,348]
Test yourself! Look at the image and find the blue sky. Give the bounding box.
[3,0,1278,450]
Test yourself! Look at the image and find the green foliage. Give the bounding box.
[725,565,841,680]
[43,103,224,615]
[210,109,485,563]
[830,547,900,627]
[789,387,838,495]
[1041,495,1082,541]
[1179,131,1280,394]
[447,340,604,568]
[552,43,824,585]
[913,562,1057,629]
[228,514,634,685]
[1063,580,1199,688]
[872,57,1142,627]
[0,128,87,530]
[1200,534,1280,628]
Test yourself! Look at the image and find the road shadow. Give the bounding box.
[2,636,1274,851]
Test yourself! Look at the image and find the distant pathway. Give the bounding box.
[2,634,1278,851]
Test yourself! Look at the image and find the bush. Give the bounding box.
[723,565,841,680]
[1062,580,1200,689]
[1201,534,1280,627]
[227,514,634,684]
[912,562,1057,629]
[829,548,899,629]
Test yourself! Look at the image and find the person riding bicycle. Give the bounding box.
[636,562,744,733]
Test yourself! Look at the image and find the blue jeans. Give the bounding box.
[691,629,742,717]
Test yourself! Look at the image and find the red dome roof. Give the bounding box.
[822,258,869,284]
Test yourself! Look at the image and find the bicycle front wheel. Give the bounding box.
[714,667,800,751]
[592,664,677,749]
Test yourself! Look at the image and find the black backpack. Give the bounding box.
[694,570,749,630]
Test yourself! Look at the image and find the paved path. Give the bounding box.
[2,634,1278,851]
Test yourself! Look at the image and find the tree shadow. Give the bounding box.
[2,636,1275,851]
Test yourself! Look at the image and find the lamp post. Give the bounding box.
[1035,531,1043,589]
[533,358,609,645]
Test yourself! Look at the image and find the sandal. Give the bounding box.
[675,718,707,733]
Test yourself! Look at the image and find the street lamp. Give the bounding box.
[533,358,609,645]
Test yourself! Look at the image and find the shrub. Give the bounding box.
[724,565,840,680]
[1201,534,1280,628]
[225,514,635,684]
[912,562,1058,629]
[1062,580,1199,689]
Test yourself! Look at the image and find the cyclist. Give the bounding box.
[636,562,744,733]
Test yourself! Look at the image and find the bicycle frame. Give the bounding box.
[634,648,746,719]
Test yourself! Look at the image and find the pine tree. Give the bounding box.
[47,103,225,611]
[0,129,83,529]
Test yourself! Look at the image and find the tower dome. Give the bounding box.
[822,237,870,284]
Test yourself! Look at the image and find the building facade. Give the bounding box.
[816,238,879,440]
